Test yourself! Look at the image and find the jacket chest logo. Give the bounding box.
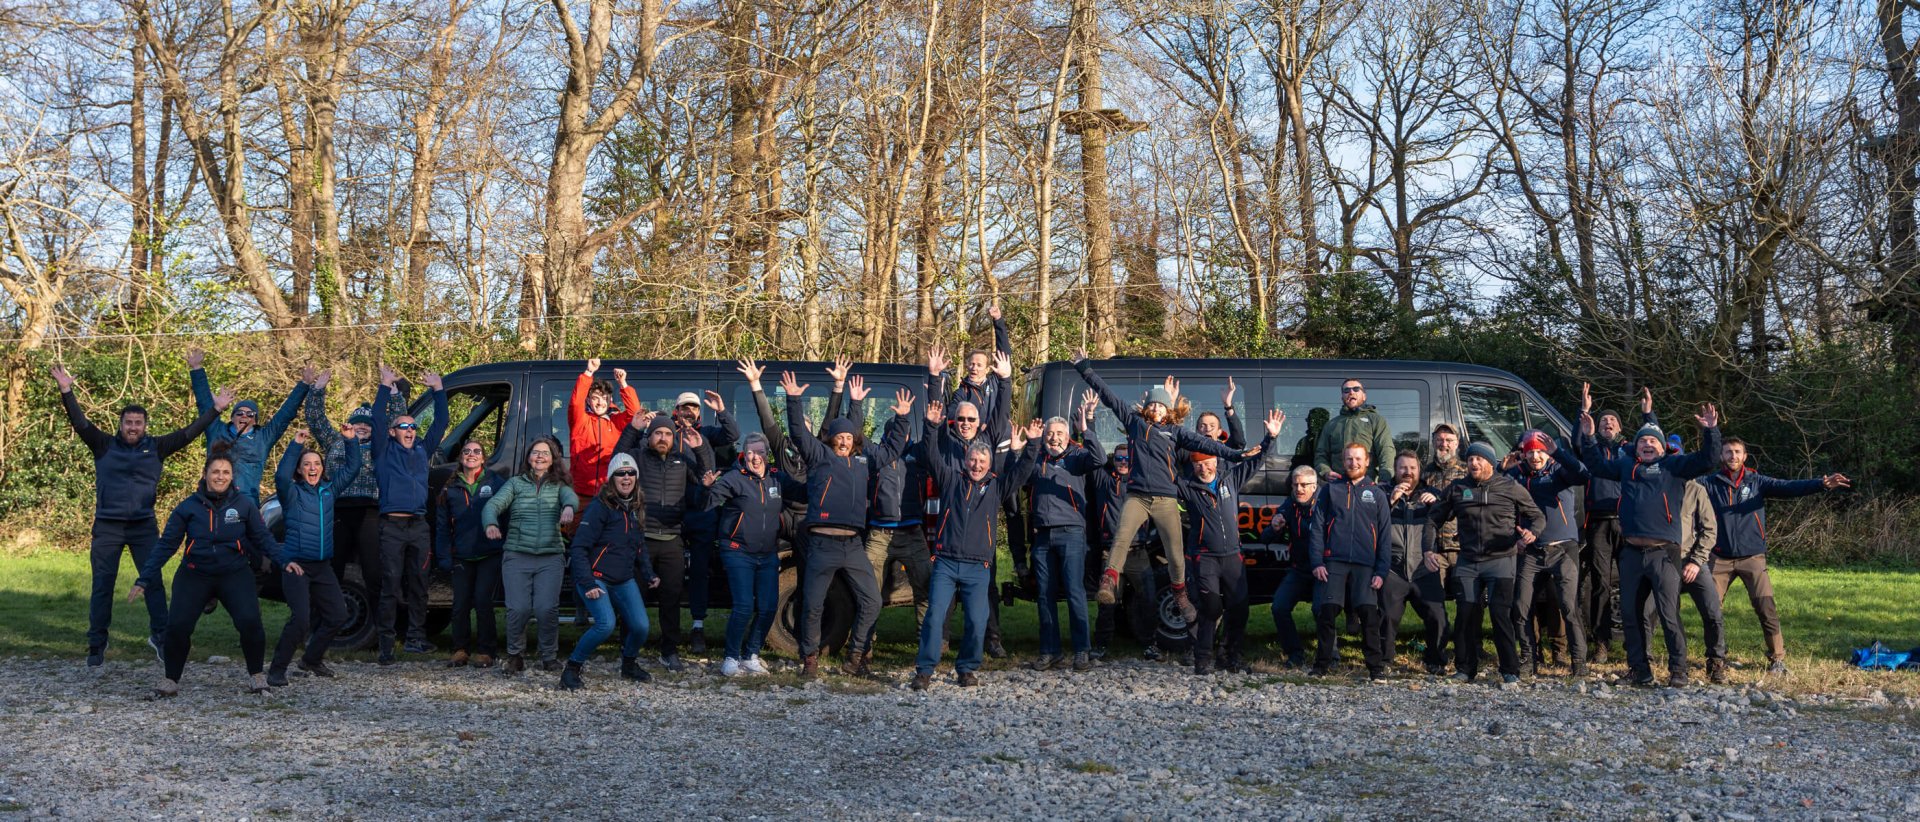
[223,508,241,525]
[768,485,781,499]
[855,455,868,465]
[1739,485,1753,501]
[1461,489,1473,501]
[1643,466,1662,477]
[1360,489,1375,504]
[479,486,494,496]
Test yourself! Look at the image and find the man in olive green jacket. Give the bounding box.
[1314,379,1395,484]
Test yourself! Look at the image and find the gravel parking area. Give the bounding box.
[2,656,1917,820]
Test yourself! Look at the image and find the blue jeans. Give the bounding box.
[1032,526,1090,655]
[721,549,779,659]
[569,579,650,664]
[917,557,992,675]
[1269,568,1316,659]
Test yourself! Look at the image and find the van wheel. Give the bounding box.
[1153,570,1193,652]
[767,566,854,657]
[329,568,378,651]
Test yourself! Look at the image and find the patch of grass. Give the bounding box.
[1066,759,1117,775]
[0,802,27,813]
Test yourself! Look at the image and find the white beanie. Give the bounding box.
[606,452,638,480]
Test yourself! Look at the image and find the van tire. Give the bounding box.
[1153,568,1193,652]
[330,568,378,651]
[766,565,854,657]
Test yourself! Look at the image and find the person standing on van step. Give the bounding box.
[1313,379,1395,485]
[671,383,739,655]
[1577,390,1657,664]
[437,440,506,668]
[1645,468,1726,686]
[1021,407,1109,673]
[265,429,362,687]
[1425,441,1544,684]
[1260,465,1320,668]
[1575,382,1721,687]
[304,369,409,653]
[783,373,914,678]
[185,348,310,503]
[369,366,448,664]
[702,433,805,676]
[938,312,1018,660]
[484,435,578,674]
[560,452,659,690]
[842,373,938,651]
[1070,350,1246,625]
[1378,452,1448,676]
[1304,442,1392,680]
[1179,410,1284,675]
[912,416,1041,690]
[1705,438,1848,677]
[130,448,276,697]
[1503,430,1592,678]
[54,363,224,668]
[613,411,715,671]
[569,358,641,499]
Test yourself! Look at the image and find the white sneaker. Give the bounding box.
[743,655,769,675]
[720,657,742,677]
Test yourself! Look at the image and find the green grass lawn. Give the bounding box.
[5,549,1917,696]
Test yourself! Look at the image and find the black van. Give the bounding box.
[260,359,932,652]
[1019,357,1573,650]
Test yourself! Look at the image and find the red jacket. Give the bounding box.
[570,372,641,497]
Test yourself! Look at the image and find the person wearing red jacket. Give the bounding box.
[570,358,641,498]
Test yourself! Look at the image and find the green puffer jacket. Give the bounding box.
[481,473,581,555]
[1314,404,1396,483]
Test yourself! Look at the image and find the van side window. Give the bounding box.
[1524,396,1568,441]
[428,382,509,467]
[1269,380,1428,471]
[1459,383,1527,455]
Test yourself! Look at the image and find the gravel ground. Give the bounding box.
[2,655,1918,821]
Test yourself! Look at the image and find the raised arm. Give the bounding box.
[781,374,829,466]
[1227,433,1280,490]
[275,440,303,494]
[1174,426,1242,459]
[260,377,312,446]
[420,373,449,451]
[866,392,915,464]
[568,367,595,429]
[1070,352,1138,430]
[1672,404,1722,479]
[304,373,339,449]
[53,367,111,456]
[328,431,364,495]
[188,351,215,422]
[739,359,804,476]
[371,381,395,465]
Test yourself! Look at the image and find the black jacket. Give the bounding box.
[1026,442,1106,529]
[436,470,507,563]
[569,496,657,588]
[138,486,274,587]
[62,390,217,521]
[788,396,910,532]
[615,432,714,537]
[1425,473,1544,562]
[705,462,805,554]
[1505,451,1590,546]
[1259,497,1316,570]
[922,429,1037,563]
[1175,434,1275,557]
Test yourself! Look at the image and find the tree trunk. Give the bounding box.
[1074,0,1118,358]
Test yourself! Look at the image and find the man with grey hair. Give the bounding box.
[1020,408,1105,671]
[1260,464,1321,667]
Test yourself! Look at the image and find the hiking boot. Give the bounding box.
[1094,572,1119,605]
[539,658,563,673]
[1628,668,1657,687]
[296,659,336,679]
[743,655,769,675]
[1369,668,1389,683]
[151,678,179,700]
[847,650,873,678]
[690,633,708,654]
[1142,646,1163,662]
[1309,664,1332,677]
[1766,660,1789,676]
[956,671,980,687]
[1071,652,1093,672]
[377,648,396,666]
[1668,674,1692,689]
[1572,662,1591,679]
[1501,674,1520,686]
[249,673,272,694]
[1707,658,1730,685]
[1222,654,1244,674]
[504,654,525,674]
[403,639,435,655]
[1090,645,1108,660]
[1424,662,1449,677]
[910,673,933,691]
[801,654,820,679]
[1589,646,1610,664]
[86,647,104,668]
[559,661,585,691]
[1029,654,1064,672]
[1287,652,1308,669]
[621,657,652,683]
[659,654,684,673]
[447,650,469,668]
[985,639,1008,659]
[721,657,743,677]
[1171,587,1198,623]
[472,654,495,669]
[266,668,290,688]
[1192,657,1214,676]
[1449,672,1473,683]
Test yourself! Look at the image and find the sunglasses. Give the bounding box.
[233,408,257,417]
[610,470,637,478]
[1341,386,1365,394]
[954,416,979,423]
[460,447,484,455]
[1113,456,1131,463]
[392,423,418,431]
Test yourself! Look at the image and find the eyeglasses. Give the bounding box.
[610,470,637,478]
[954,416,979,423]
[460,447,484,455]
[1341,386,1365,394]
[393,423,418,431]
[529,450,552,458]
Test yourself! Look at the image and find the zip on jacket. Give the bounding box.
[437,469,507,562]
[1305,475,1392,578]
[705,462,806,554]
[569,496,657,589]
[139,487,275,587]
[921,429,1038,563]
[1576,425,1721,545]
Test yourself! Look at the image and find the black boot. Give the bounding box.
[621,657,651,683]
[559,661,585,691]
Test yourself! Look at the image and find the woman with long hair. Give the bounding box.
[482,435,578,674]
[265,428,362,686]
[560,452,658,689]
[438,440,506,668]
[130,446,276,697]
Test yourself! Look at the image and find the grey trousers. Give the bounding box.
[502,551,564,660]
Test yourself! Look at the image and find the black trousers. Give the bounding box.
[334,501,382,619]
[1314,561,1385,671]
[1193,553,1249,664]
[647,535,687,651]
[1453,556,1519,678]
[1580,516,1622,653]
[800,533,880,657]
[450,553,502,655]
[1378,567,1450,668]
[1619,542,1686,676]
[87,516,166,651]
[377,515,430,646]
[684,518,718,622]
[1515,540,1586,666]
[164,565,265,681]
[1642,562,1726,663]
[271,561,346,672]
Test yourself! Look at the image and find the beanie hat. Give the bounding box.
[1635,423,1664,443]
[1190,451,1216,464]
[741,432,771,455]
[605,452,637,480]
[823,418,858,440]
[232,399,260,420]
[347,404,374,426]
[647,415,676,434]
[1465,441,1498,464]
[1518,430,1551,452]
[1145,386,1174,408]
[1666,434,1684,454]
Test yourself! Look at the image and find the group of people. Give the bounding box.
[55,310,1851,696]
